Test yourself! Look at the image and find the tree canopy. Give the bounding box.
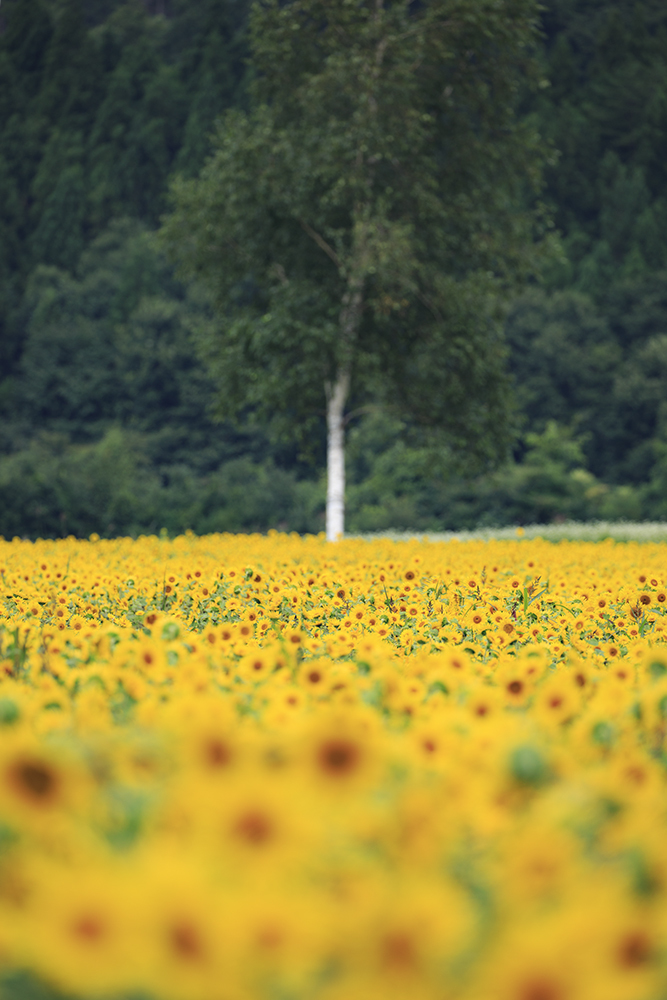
[162,0,552,538]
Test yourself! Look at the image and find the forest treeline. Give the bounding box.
[2,0,667,537]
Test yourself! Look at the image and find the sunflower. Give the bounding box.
[27,864,142,997]
[1,745,63,814]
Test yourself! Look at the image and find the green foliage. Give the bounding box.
[0,428,154,539]
[162,0,552,467]
[2,0,667,537]
[345,415,645,532]
[535,0,667,295]
[0,969,151,1000]
[0,971,75,1000]
[2,219,204,447]
[506,272,667,487]
[0,429,323,539]
[155,458,323,535]
[0,0,248,285]
[2,219,256,465]
[0,218,322,539]
[488,422,606,525]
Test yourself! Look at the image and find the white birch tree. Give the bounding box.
[161,0,554,540]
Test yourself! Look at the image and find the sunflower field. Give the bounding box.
[1,532,667,1000]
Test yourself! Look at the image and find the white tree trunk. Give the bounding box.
[325,274,362,542]
[326,370,350,541]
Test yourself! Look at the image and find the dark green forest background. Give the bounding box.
[2,0,667,538]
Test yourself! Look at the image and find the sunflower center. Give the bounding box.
[234,810,274,844]
[317,739,361,776]
[10,759,57,802]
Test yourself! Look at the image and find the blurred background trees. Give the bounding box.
[1,0,667,537]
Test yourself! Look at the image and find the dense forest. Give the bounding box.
[1,0,667,537]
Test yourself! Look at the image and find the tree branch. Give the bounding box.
[299,220,341,269]
[343,403,383,426]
